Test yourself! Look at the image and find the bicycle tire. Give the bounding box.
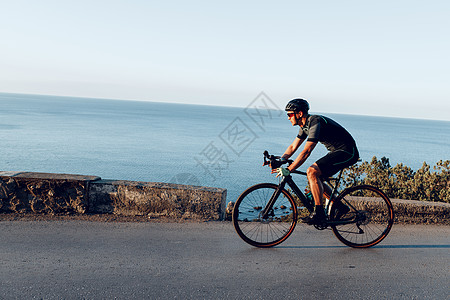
[330,185,394,248]
[232,183,298,248]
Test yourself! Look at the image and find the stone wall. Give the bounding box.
[391,198,449,225]
[1,171,449,224]
[0,171,227,220]
[0,171,99,215]
[89,180,226,220]
[334,196,449,225]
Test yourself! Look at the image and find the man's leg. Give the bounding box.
[308,163,333,201]
[307,163,323,206]
[302,163,327,224]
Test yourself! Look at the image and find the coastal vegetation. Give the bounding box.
[343,157,450,203]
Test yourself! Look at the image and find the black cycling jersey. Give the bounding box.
[297,115,357,152]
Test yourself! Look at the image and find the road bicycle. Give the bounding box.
[232,151,394,248]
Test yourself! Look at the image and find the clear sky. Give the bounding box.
[1,0,449,120]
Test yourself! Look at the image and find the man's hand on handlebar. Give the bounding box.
[272,167,291,177]
[264,151,293,176]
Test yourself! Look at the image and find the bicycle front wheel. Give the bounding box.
[330,185,394,248]
[232,183,298,248]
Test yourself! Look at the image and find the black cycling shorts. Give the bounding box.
[316,147,359,178]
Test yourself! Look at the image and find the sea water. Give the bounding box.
[1,92,449,203]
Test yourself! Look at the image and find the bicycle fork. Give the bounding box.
[260,179,287,219]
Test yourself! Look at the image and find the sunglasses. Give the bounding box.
[287,112,296,118]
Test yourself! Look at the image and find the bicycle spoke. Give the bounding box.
[233,183,297,247]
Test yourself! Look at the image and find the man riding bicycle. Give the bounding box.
[272,99,359,225]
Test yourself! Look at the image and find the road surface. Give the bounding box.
[0,221,448,299]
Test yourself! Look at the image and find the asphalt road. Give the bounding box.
[0,221,448,299]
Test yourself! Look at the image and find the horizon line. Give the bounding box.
[1,90,449,123]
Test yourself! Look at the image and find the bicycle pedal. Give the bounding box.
[314,223,328,230]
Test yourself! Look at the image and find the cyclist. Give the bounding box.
[272,98,359,225]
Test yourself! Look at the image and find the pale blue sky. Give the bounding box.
[1,0,449,120]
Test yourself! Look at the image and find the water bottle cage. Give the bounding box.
[305,191,314,206]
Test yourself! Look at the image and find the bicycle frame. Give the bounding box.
[261,168,355,226]
[234,152,393,248]
[261,173,313,219]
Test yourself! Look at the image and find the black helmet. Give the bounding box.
[285,98,309,113]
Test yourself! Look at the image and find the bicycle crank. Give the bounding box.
[356,224,364,234]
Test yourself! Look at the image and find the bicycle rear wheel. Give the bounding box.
[232,183,298,248]
[330,185,394,248]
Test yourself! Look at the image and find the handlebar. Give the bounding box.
[263,150,284,167]
[263,150,307,176]
[263,150,288,168]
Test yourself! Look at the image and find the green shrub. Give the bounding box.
[343,157,450,203]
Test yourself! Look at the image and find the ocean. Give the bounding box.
[1,92,449,203]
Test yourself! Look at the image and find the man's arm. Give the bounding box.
[281,137,304,160]
[271,137,305,175]
[287,141,317,172]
